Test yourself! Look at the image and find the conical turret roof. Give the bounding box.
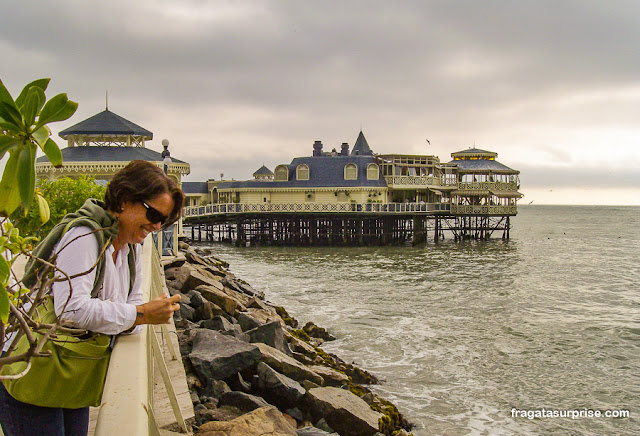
[350,131,373,156]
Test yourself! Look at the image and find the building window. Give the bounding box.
[275,165,289,181]
[344,163,357,180]
[367,163,379,180]
[297,164,309,180]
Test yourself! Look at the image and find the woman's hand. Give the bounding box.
[133,293,181,325]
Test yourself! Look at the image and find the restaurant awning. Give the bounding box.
[490,190,523,198]
[452,190,491,196]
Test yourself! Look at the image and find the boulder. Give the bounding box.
[247,321,292,355]
[189,329,261,382]
[196,285,240,316]
[182,265,224,292]
[296,427,339,435]
[237,312,263,332]
[256,362,305,407]
[309,366,349,387]
[255,343,323,386]
[218,391,270,413]
[179,303,195,322]
[305,387,383,436]
[196,406,297,436]
[303,322,336,341]
[165,265,191,289]
[195,405,243,426]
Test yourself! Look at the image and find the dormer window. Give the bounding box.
[296,164,309,180]
[344,163,357,180]
[275,165,289,181]
[367,163,379,180]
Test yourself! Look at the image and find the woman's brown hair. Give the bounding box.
[105,160,184,228]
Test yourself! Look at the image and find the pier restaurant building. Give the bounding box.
[184,132,523,245]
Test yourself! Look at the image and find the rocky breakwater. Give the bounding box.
[165,242,413,436]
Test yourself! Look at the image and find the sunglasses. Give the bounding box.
[141,201,169,226]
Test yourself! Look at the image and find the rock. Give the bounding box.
[182,265,225,292]
[206,380,231,400]
[201,315,235,332]
[257,362,305,407]
[196,406,297,436]
[218,391,270,413]
[309,366,349,387]
[302,380,321,391]
[286,407,304,423]
[237,312,262,332]
[179,303,196,322]
[303,322,336,341]
[305,387,383,436]
[193,300,215,322]
[188,290,205,309]
[196,405,243,425]
[255,343,324,386]
[165,265,191,289]
[247,321,292,355]
[246,308,282,326]
[287,334,318,359]
[196,285,240,316]
[314,418,335,434]
[297,426,339,435]
[189,329,261,382]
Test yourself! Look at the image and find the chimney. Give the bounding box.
[341,142,349,156]
[313,140,323,157]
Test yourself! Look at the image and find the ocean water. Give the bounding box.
[199,206,639,435]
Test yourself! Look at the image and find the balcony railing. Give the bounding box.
[384,175,442,187]
[184,202,449,217]
[457,181,519,191]
[450,205,518,215]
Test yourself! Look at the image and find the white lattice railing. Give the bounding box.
[456,181,518,191]
[184,202,451,217]
[449,205,517,215]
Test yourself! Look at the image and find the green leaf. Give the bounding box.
[0,135,19,160]
[0,102,24,130]
[23,87,45,129]
[0,79,17,109]
[15,78,50,109]
[36,193,50,225]
[42,137,63,167]
[35,94,78,128]
[31,125,51,147]
[0,149,22,217]
[0,122,22,135]
[17,143,37,211]
[0,283,9,324]
[0,253,8,284]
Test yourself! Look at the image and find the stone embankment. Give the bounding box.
[165,242,413,436]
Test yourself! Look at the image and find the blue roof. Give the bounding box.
[59,109,153,139]
[219,155,386,189]
[36,146,187,164]
[253,165,274,176]
[350,131,373,156]
[449,158,517,172]
[182,181,209,194]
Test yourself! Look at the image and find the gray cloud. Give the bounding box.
[1,0,639,203]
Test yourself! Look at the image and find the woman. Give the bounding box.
[0,160,184,436]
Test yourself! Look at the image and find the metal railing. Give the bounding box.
[94,239,188,435]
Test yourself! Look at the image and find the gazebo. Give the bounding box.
[35,108,190,183]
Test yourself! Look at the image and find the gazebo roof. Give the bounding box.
[253,165,274,176]
[59,109,153,139]
[36,146,187,164]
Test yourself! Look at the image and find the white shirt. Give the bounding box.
[51,226,144,335]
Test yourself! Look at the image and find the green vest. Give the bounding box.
[22,198,136,297]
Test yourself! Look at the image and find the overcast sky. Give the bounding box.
[2,0,639,205]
